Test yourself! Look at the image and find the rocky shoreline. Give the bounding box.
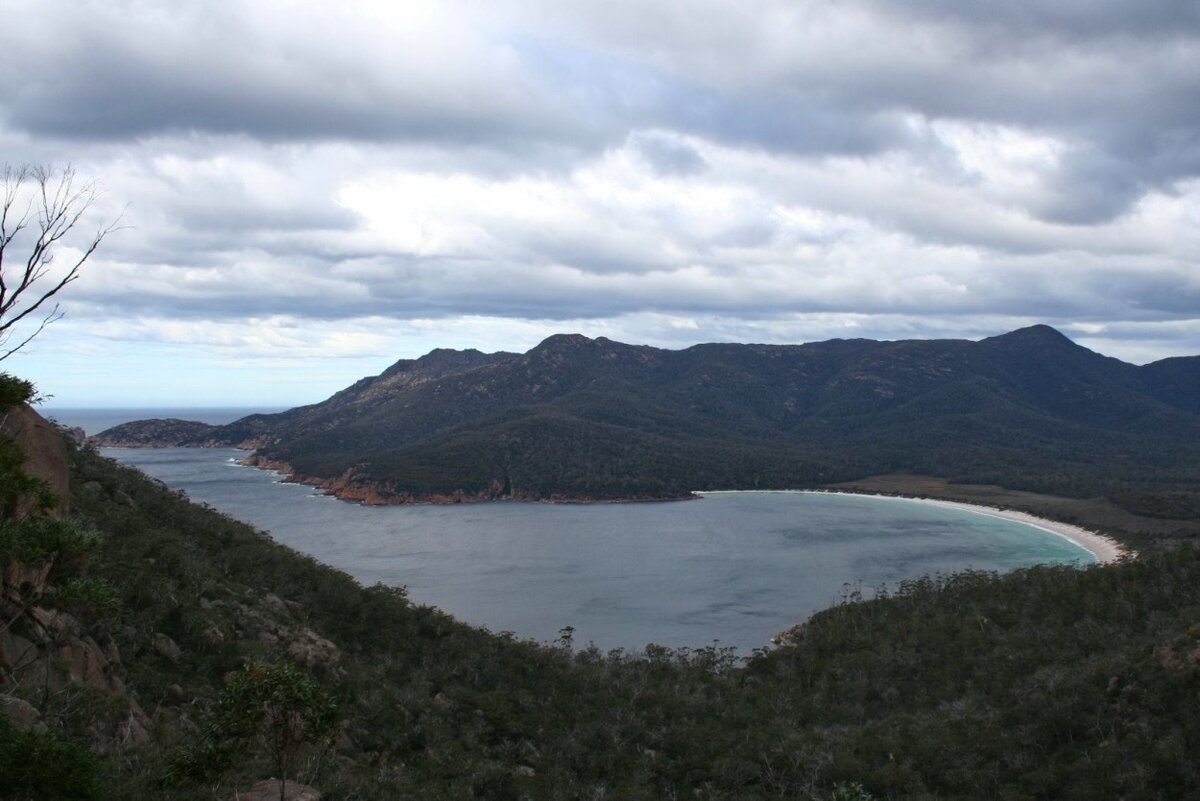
[236,453,698,506]
[93,432,696,505]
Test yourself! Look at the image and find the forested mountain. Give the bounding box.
[96,325,1200,509]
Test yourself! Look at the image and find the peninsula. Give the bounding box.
[95,325,1200,541]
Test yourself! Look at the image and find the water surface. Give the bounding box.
[103,447,1094,654]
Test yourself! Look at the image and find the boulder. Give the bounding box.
[0,694,44,733]
[0,630,37,673]
[286,629,340,667]
[201,623,226,645]
[261,593,290,619]
[58,635,116,691]
[115,709,152,748]
[152,632,182,662]
[1,560,53,606]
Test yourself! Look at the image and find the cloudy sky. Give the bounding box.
[3,0,1198,407]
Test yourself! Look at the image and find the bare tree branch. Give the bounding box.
[0,164,119,361]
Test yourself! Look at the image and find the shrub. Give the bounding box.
[53,576,122,621]
[0,714,106,800]
[0,517,103,579]
[170,660,339,792]
[0,373,36,406]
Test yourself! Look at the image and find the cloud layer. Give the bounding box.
[2,0,1197,403]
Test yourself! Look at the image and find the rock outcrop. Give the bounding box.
[0,403,69,517]
[0,694,44,732]
[0,404,152,750]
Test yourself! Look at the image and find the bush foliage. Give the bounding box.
[42,441,1200,799]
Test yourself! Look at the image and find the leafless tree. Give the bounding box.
[0,165,120,361]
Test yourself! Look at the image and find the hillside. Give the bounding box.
[95,325,1200,516]
[5,404,1200,798]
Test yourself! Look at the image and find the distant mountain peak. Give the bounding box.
[379,346,517,380]
[529,334,655,363]
[981,324,1078,350]
[93,324,1200,504]
[994,323,1069,340]
[416,347,485,365]
[535,333,595,348]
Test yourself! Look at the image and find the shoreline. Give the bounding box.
[98,446,1126,563]
[237,452,698,506]
[701,489,1127,565]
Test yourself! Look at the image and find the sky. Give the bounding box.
[1,0,1198,407]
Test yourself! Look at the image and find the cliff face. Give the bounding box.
[0,403,69,518]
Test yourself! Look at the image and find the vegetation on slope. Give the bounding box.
[94,326,1200,518]
[4,416,1200,798]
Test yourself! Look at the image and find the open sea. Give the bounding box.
[85,414,1095,654]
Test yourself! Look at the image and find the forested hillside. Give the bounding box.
[4,411,1200,798]
[97,326,1200,514]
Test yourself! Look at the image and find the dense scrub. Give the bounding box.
[5,442,1189,798]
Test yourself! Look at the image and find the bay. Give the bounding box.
[101,446,1094,655]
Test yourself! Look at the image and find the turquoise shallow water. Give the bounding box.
[103,447,1093,654]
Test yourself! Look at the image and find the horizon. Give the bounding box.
[35,322,1196,412]
[3,2,1197,406]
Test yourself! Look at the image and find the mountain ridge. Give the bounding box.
[93,325,1200,511]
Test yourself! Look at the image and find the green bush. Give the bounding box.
[170,660,339,789]
[0,714,106,800]
[52,576,122,621]
[0,517,103,579]
[829,781,876,801]
[0,373,37,407]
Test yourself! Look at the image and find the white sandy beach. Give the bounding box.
[701,489,1127,564]
[802,490,1127,564]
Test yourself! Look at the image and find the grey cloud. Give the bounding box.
[6,1,1199,230]
[73,244,1200,328]
[0,5,588,149]
[709,222,777,249]
[893,1,1200,40]
[630,131,707,176]
[7,66,560,147]
[3,0,1197,373]
[1099,269,1200,316]
[168,196,358,236]
[519,1,1200,223]
[1032,148,1145,225]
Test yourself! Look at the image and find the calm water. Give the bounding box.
[102,446,1094,654]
